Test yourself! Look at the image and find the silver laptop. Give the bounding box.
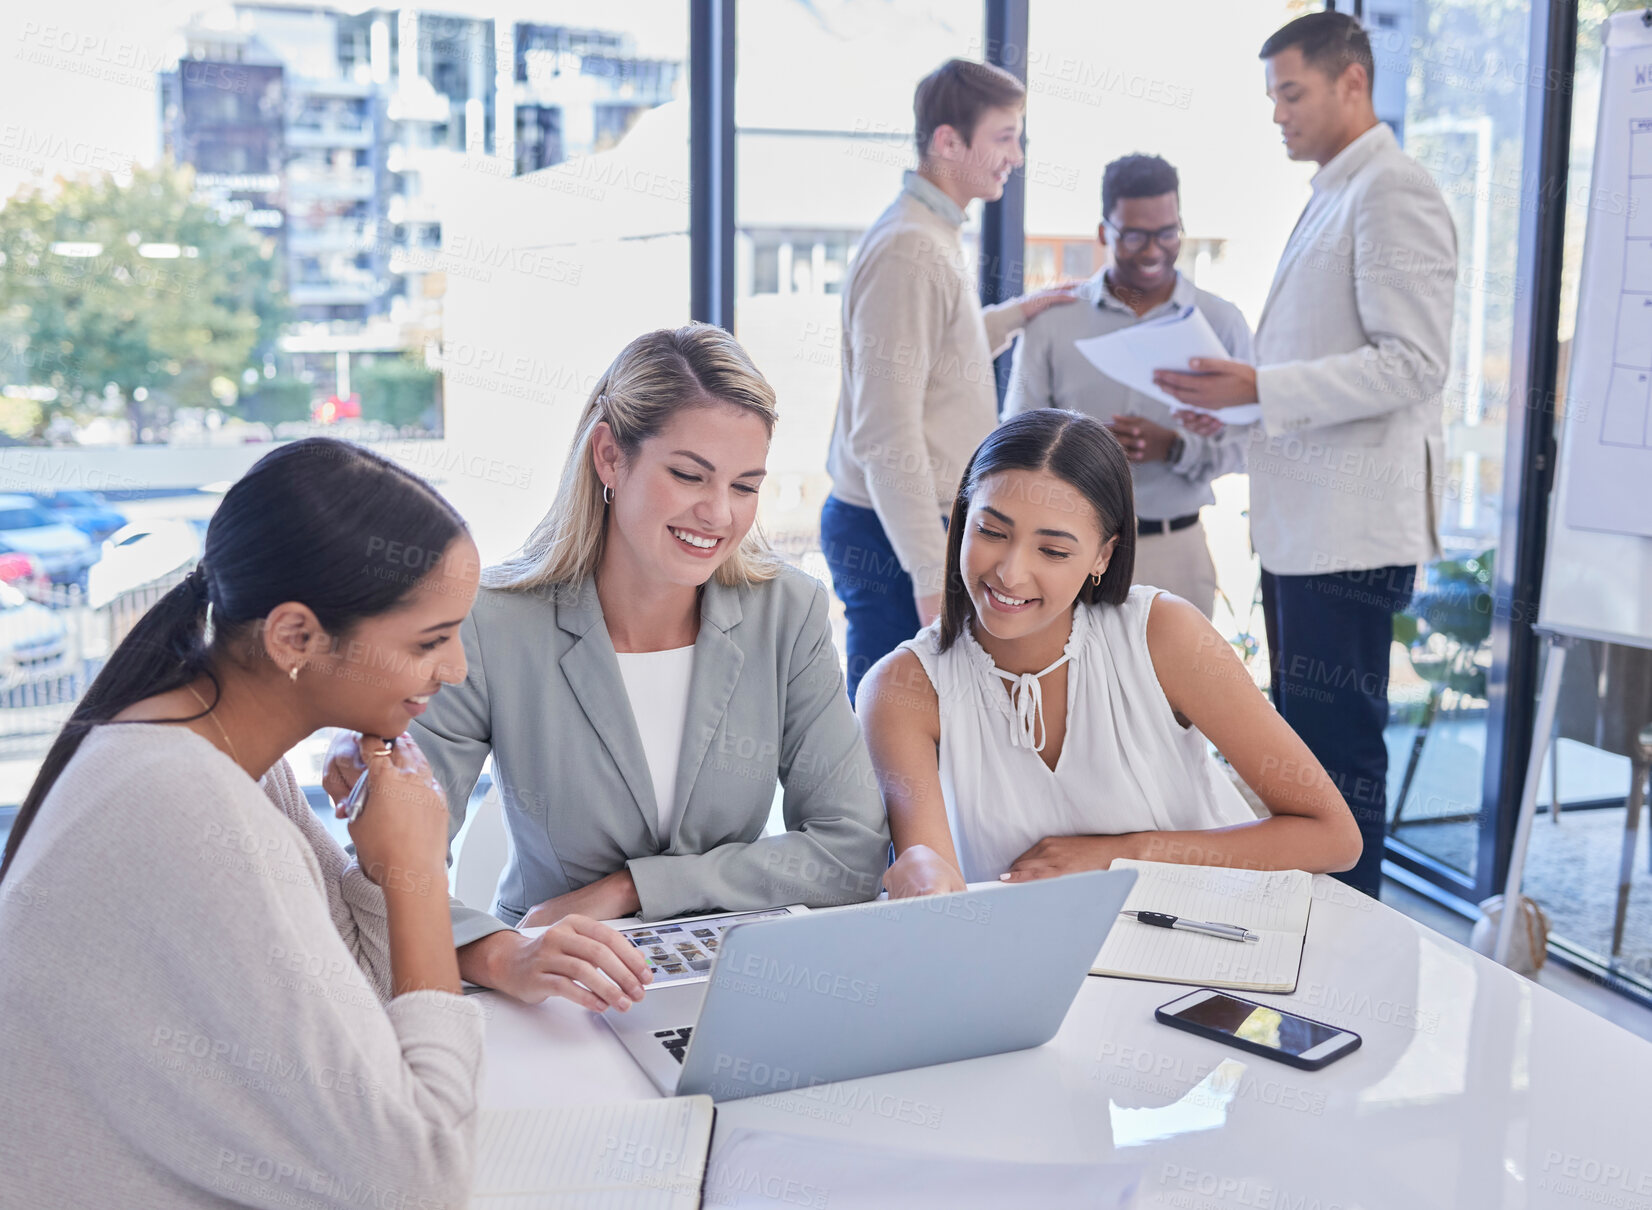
[601,868,1137,1101]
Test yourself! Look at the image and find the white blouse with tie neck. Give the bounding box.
[898,586,1255,882]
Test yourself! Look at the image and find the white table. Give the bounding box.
[478,878,1652,1208]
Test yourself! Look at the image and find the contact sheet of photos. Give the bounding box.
[617,909,793,985]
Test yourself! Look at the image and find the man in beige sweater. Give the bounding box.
[823,58,1075,701]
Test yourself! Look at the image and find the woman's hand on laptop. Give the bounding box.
[458,916,652,1011]
[883,844,966,899]
[1000,835,1134,883]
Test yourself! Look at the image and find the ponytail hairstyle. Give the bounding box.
[483,324,781,595]
[938,409,1136,652]
[0,437,467,885]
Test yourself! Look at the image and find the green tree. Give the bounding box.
[241,375,313,425]
[0,162,286,440]
[355,356,442,431]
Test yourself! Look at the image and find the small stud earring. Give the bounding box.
[289,665,300,683]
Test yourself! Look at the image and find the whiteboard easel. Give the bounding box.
[1498,11,1652,964]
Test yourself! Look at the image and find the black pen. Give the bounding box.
[1121,910,1258,943]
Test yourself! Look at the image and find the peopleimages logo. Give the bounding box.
[722,951,879,1006]
[704,1162,829,1209]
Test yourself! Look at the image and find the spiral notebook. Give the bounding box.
[470,1096,714,1209]
[1090,861,1314,994]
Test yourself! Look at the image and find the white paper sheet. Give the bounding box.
[1091,861,1313,993]
[1074,307,1263,426]
[704,1127,1141,1209]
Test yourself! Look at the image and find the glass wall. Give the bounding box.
[0,2,299,824]
[1374,0,1533,886]
[0,1,688,841]
[1524,0,1652,990]
[1020,0,1304,650]
[433,2,690,570]
[733,1,982,570]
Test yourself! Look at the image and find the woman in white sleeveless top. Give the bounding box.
[860,410,1361,895]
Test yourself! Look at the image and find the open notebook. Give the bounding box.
[470,1096,714,1209]
[1091,860,1314,994]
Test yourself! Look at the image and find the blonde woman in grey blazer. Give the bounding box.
[328,325,889,1007]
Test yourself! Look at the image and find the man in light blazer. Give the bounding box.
[1155,11,1457,897]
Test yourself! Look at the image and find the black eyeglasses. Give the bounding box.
[1103,220,1184,254]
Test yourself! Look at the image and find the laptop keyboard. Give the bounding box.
[654,1027,693,1064]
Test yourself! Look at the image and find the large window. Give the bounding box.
[433,3,690,569]
[733,1,983,565]
[1374,0,1533,887]
[1526,0,1652,991]
[0,2,688,847]
[1020,1,1305,651]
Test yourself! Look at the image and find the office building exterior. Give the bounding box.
[160,4,684,393]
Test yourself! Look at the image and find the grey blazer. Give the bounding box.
[412,565,890,945]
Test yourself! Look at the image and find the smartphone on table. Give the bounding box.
[1155,988,1361,1071]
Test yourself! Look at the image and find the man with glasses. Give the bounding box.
[1004,153,1251,619]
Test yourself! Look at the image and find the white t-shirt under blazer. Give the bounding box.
[898,586,1255,882]
[615,644,697,839]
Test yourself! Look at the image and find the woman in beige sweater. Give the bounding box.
[0,439,648,1208]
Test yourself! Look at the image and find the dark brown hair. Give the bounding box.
[1102,154,1180,221]
[913,58,1026,161]
[939,410,1136,652]
[1259,11,1375,95]
[0,438,467,886]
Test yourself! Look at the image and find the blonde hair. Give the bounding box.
[484,324,781,594]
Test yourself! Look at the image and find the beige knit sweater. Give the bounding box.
[824,171,1028,595]
[0,723,484,1209]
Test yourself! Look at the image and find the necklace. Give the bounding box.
[185,683,242,768]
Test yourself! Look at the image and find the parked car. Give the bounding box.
[0,495,98,585]
[87,519,203,609]
[0,543,46,588]
[30,491,127,542]
[0,579,68,690]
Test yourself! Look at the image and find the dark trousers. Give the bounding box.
[1260,565,1415,899]
[820,496,922,704]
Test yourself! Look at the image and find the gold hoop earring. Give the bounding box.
[1090,571,1102,587]
[602,483,613,505]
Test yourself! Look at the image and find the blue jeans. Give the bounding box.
[820,496,923,705]
[1261,565,1415,899]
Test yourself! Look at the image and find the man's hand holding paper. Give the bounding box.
[1073,308,1262,427]
[1153,357,1260,412]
